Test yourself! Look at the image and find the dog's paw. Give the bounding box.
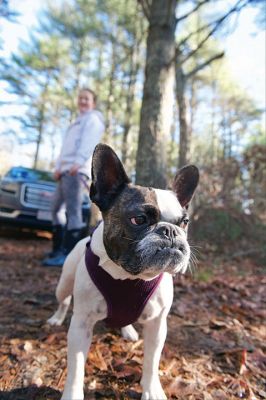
[61,389,84,400]
[121,325,139,341]
[141,378,167,400]
[47,300,71,326]
[47,314,64,326]
[141,388,167,400]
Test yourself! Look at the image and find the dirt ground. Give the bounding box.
[0,227,265,400]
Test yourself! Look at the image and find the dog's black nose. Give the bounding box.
[156,224,187,254]
[156,224,179,240]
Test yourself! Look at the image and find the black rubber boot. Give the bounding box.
[42,228,83,267]
[49,224,64,257]
[64,228,83,254]
[42,224,64,260]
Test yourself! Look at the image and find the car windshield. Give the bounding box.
[6,167,54,182]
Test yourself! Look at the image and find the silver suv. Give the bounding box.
[0,166,90,231]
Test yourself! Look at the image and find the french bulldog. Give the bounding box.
[48,143,199,400]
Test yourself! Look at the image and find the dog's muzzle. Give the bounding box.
[154,223,187,253]
[132,222,190,276]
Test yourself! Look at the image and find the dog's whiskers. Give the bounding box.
[189,242,202,250]
[188,242,201,258]
[188,249,198,273]
[189,247,201,257]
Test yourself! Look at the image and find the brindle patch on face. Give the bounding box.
[101,185,159,263]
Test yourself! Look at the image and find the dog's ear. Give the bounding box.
[90,144,131,211]
[173,165,199,208]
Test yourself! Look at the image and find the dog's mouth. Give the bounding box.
[155,242,186,255]
[151,243,189,266]
[116,237,190,278]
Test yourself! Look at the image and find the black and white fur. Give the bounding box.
[48,144,199,400]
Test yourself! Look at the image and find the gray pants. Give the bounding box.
[51,173,84,230]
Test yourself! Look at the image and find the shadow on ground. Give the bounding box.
[0,386,61,400]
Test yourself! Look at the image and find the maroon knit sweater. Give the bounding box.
[85,242,163,328]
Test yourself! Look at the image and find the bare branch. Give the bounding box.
[178,19,215,49]
[178,0,250,66]
[186,51,224,79]
[137,0,152,21]
[176,0,211,23]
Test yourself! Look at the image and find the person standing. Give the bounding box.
[42,88,105,267]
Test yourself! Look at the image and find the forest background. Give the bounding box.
[0,0,265,262]
[0,2,266,398]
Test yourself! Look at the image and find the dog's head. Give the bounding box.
[90,144,199,279]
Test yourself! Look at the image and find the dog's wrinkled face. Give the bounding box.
[102,185,190,278]
[90,144,199,279]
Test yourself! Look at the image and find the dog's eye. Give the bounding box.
[180,218,189,229]
[130,215,147,225]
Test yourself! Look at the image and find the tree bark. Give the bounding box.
[121,45,138,164]
[176,51,224,168]
[33,77,50,168]
[176,61,190,168]
[135,0,177,189]
[105,39,117,140]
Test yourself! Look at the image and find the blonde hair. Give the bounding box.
[79,88,97,105]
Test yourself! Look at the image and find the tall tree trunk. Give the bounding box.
[33,78,50,168]
[210,79,216,166]
[176,61,191,168]
[135,0,177,189]
[94,42,104,95]
[176,50,224,168]
[121,4,145,165]
[105,39,117,141]
[34,121,43,169]
[121,45,141,164]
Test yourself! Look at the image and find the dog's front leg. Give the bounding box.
[141,313,168,400]
[61,314,94,400]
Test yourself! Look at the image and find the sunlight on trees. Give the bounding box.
[0,0,264,220]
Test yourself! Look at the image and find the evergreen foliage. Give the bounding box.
[0,0,264,221]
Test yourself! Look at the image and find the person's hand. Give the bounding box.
[69,163,81,176]
[54,170,61,180]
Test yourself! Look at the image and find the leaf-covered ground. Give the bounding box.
[0,227,265,400]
